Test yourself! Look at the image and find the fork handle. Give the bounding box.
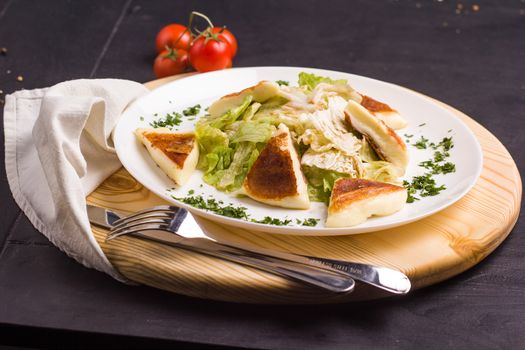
[133,233,354,293]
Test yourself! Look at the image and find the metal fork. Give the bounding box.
[101,206,354,293]
[104,205,411,294]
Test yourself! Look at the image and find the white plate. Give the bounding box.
[113,67,483,235]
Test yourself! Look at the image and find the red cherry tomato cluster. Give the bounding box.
[153,12,238,78]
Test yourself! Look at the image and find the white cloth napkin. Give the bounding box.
[4,79,148,282]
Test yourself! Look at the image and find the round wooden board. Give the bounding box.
[87,75,522,304]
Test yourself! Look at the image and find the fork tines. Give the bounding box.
[106,205,178,241]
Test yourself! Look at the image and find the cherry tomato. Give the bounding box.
[155,24,192,53]
[189,36,232,72]
[211,27,238,57]
[153,48,189,78]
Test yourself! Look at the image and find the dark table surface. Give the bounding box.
[1,0,524,349]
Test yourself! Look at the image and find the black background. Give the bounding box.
[1,1,524,349]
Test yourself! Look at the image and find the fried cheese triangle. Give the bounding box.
[135,127,199,186]
[345,100,409,176]
[208,81,280,118]
[359,95,408,130]
[242,124,310,209]
[326,178,407,228]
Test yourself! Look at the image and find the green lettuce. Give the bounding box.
[196,95,272,193]
[215,142,258,191]
[298,72,347,91]
[240,102,261,121]
[303,165,350,203]
[209,96,253,129]
[230,120,275,144]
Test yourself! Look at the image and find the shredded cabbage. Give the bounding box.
[359,138,379,163]
[363,161,400,183]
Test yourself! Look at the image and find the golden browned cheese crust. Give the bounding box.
[329,178,405,213]
[244,133,298,199]
[386,125,406,151]
[360,95,395,113]
[344,112,406,160]
[221,81,269,99]
[143,132,195,168]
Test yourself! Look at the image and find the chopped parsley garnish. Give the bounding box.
[182,104,201,116]
[433,151,448,162]
[404,134,414,138]
[174,192,319,227]
[403,174,446,202]
[252,216,292,226]
[418,123,426,127]
[139,116,144,121]
[405,134,456,202]
[419,160,456,175]
[276,80,289,86]
[403,180,420,203]
[298,218,320,227]
[414,136,429,149]
[434,136,454,151]
[173,195,249,220]
[150,111,183,128]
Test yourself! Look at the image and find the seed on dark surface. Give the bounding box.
[472,4,480,12]
[0,47,7,55]
[16,75,24,82]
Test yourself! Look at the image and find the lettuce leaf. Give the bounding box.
[230,120,275,144]
[207,142,259,192]
[196,95,272,193]
[209,95,253,129]
[195,120,229,167]
[298,72,347,91]
[302,165,350,203]
[240,102,261,121]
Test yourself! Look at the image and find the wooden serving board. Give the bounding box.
[87,75,522,304]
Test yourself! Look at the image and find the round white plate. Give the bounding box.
[113,67,483,235]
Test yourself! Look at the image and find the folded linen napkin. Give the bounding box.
[4,79,148,282]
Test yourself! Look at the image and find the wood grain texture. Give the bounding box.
[86,75,521,304]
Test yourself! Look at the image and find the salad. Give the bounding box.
[195,72,407,204]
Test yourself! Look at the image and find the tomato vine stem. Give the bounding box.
[189,11,215,37]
